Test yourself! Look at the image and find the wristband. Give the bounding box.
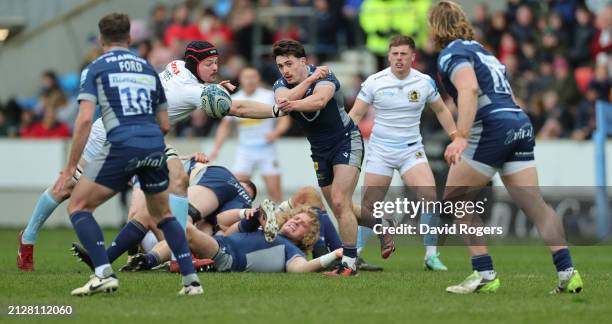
[239,209,248,219]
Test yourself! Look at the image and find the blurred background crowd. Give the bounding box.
[0,0,609,141]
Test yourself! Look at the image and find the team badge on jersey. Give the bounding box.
[415,151,424,159]
[313,162,319,171]
[408,90,420,102]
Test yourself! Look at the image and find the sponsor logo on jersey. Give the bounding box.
[409,89,420,102]
[171,61,180,75]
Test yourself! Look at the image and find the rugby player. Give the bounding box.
[349,35,457,271]
[51,13,201,296]
[17,40,233,271]
[211,66,291,202]
[429,1,583,294]
[187,205,341,273]
[230,40,364,276]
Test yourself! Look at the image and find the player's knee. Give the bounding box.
[293,186,322,207]
[330,194,349,215]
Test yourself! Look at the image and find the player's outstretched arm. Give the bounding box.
[278,84,335,113]
[230,99,282,119]
[275,66,329,102]
[348,98,370,124]
[286,249,342,273]
[429,97,457,139]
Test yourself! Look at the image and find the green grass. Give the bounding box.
[1,228,611,323]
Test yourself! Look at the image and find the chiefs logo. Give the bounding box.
[313,162,319,171]
[415,151,424,159]
[408,90,420,102]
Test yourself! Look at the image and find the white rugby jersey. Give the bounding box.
[357,67,440,146]
[231,87,276,147]
[83,118,107,162]
[158,60,207,125]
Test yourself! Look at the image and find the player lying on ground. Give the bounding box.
[429,1,582,294]
[72,162,257,272]
[349,35,458,271]
[230,39,364,277]
[17,40,233,271]
[147,205,341,273]
[52,12,201,296]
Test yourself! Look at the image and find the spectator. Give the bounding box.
[198,8,233,53]
[472,3,491,40]
[536,91,563,139]
[592,4,612,59]
[498,32,518,64]
[517,39,538,72]
[552,56,581,110]
[163,3,202,49]
[20,105,70,139]
[509,5,537,43]
[571,84,599,140]
[569,6,597,67]
[548,11,571,52]
[486,11,507,53]
[150,3,170,42]
[341,0,366,49]
[314,0,339,61]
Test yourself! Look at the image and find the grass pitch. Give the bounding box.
[1,228,611,323]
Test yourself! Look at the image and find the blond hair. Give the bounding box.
[428,1,475,50]
[277,205,320,252]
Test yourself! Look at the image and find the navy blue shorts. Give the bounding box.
[84,142,168,193]
[463,111,535,174]
[196,166,241,203]
[311,129,364,187]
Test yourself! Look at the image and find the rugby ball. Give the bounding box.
[201,84,232,119]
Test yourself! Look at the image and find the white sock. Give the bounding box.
[558,267,574,281]
[277,200,292,212]
[479,270,496,281]
[94,264,113,279]
[425,246,437,259]
[341,256,356,270]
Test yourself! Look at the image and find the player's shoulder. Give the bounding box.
[410,68,435,84]
[163,60,199,84]
[368,67,392,82]
[273,77,289,90]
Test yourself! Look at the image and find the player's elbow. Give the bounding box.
[159,123,170,135]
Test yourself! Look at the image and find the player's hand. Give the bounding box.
[190,152,209,163]
[308,66,329,81]
[243,208,258,220]
[219,80,236,92]
[52,167,75,195]
[444,137,467,165]
[277,98,294,113]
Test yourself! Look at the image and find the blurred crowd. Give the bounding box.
[0,0,609,141]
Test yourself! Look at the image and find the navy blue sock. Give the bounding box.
[157,217,195,277]
[70,211,110,270]
[471,254,494,272]
[143,252,161,269]
[107,219,147,263]
[343,245,358,259]
[552,248,573,272]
